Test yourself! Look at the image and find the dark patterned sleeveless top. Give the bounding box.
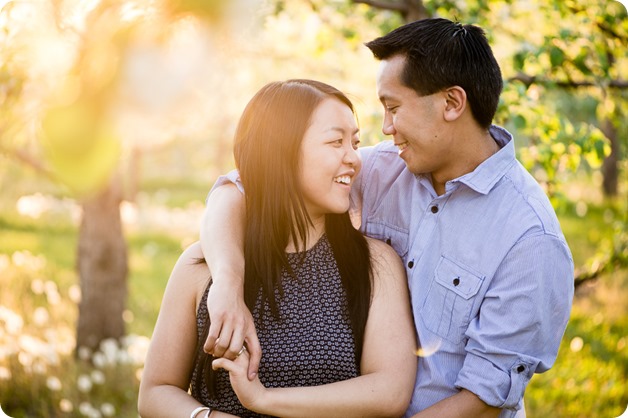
[190,235,359,417]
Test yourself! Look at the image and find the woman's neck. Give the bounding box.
[285,215,326,253]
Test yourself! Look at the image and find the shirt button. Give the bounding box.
[453,277,460,286]
[431,205,439,213]
[385,238,391,245]
[517,365,525,373]
[407,260,414,268]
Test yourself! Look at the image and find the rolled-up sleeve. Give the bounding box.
[206,169,243,203]
[456,233,574,411]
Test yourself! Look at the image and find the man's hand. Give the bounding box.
[412,389,500,418]
[205,278,261,381]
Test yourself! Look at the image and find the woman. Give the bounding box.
[138,79,416,418]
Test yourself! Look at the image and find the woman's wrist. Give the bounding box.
[248,387,272,415]
[189,406,211,418]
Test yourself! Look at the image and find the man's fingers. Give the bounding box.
[246,333,261,381]
[224,328,246,360]
[204,323,221,354]
[212,326,234,358]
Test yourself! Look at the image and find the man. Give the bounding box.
[199,18,574,418]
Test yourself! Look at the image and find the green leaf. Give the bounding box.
[513,114,527,130]
[550,46,565,68]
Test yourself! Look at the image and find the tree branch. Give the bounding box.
[351,0,408,13]
[0,146,55,180]
[574,245,628,289]
[508,73,628,89]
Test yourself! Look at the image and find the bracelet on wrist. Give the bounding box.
[190,406,210,418]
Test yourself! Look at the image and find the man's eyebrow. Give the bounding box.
[378,94,393,103]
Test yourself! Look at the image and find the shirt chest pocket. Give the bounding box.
[420,256,484,344]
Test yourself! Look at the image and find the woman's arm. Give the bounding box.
[138,243,219,417]
[213,238,417,418]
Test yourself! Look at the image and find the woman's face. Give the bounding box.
[298,97,361,221]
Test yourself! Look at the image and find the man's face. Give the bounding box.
[376,54,455,178]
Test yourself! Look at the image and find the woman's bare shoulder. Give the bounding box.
[364,236,405,279]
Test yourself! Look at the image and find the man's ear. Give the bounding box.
[443,86,466,122]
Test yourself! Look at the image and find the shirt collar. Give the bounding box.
[446,125,516,195]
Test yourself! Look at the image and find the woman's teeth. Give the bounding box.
[334,176,351,185]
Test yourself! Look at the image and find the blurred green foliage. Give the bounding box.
[0,0,626,416]
[0,182,626,417]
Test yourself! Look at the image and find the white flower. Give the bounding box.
[0,366,12,380]
[46,376,62,391]
[45,281,61,305]
[59,398,73,412]
[125,334,151,365]
[100,403,115,416]
[90,370,105,385]
[100,338,119,364]
[77,346,92,361]
[77,374,93,393]
[18,351,33,368]
[68,284,82,303]
[79,401,94,415]
[92,352,107,369]
[33,307,49,326]
[31,278,45,294]
[32,360,47,374]
[0,306,24,334]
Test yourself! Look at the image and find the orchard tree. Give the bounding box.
[0,0,241,351]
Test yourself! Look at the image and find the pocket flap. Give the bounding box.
[364,221,408,258]
[434,256,483,299]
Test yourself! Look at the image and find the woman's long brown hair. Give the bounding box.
[192,80,372,398]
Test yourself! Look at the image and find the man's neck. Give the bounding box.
[431,128,499,196]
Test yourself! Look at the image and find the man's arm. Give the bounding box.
[454,233,574,415]
[200,183,261,380]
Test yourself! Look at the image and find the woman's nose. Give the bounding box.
[343,144,360,166]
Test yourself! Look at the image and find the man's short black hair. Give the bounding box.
[365,18,503,129]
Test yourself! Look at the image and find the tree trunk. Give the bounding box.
[601,117,619,196]
[76,176,128,352]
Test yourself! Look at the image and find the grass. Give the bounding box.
[0,190,626,417]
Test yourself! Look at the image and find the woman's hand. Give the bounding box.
[211,347,267,412]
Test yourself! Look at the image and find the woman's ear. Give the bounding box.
[443,86,466,122]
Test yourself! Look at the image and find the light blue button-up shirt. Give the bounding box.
[353,125,574,417]
[211,125,574,417]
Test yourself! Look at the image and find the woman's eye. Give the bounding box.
[352,140,360,150]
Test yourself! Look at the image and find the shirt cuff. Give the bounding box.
[205,169,242,204]
[455,352,533,412]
